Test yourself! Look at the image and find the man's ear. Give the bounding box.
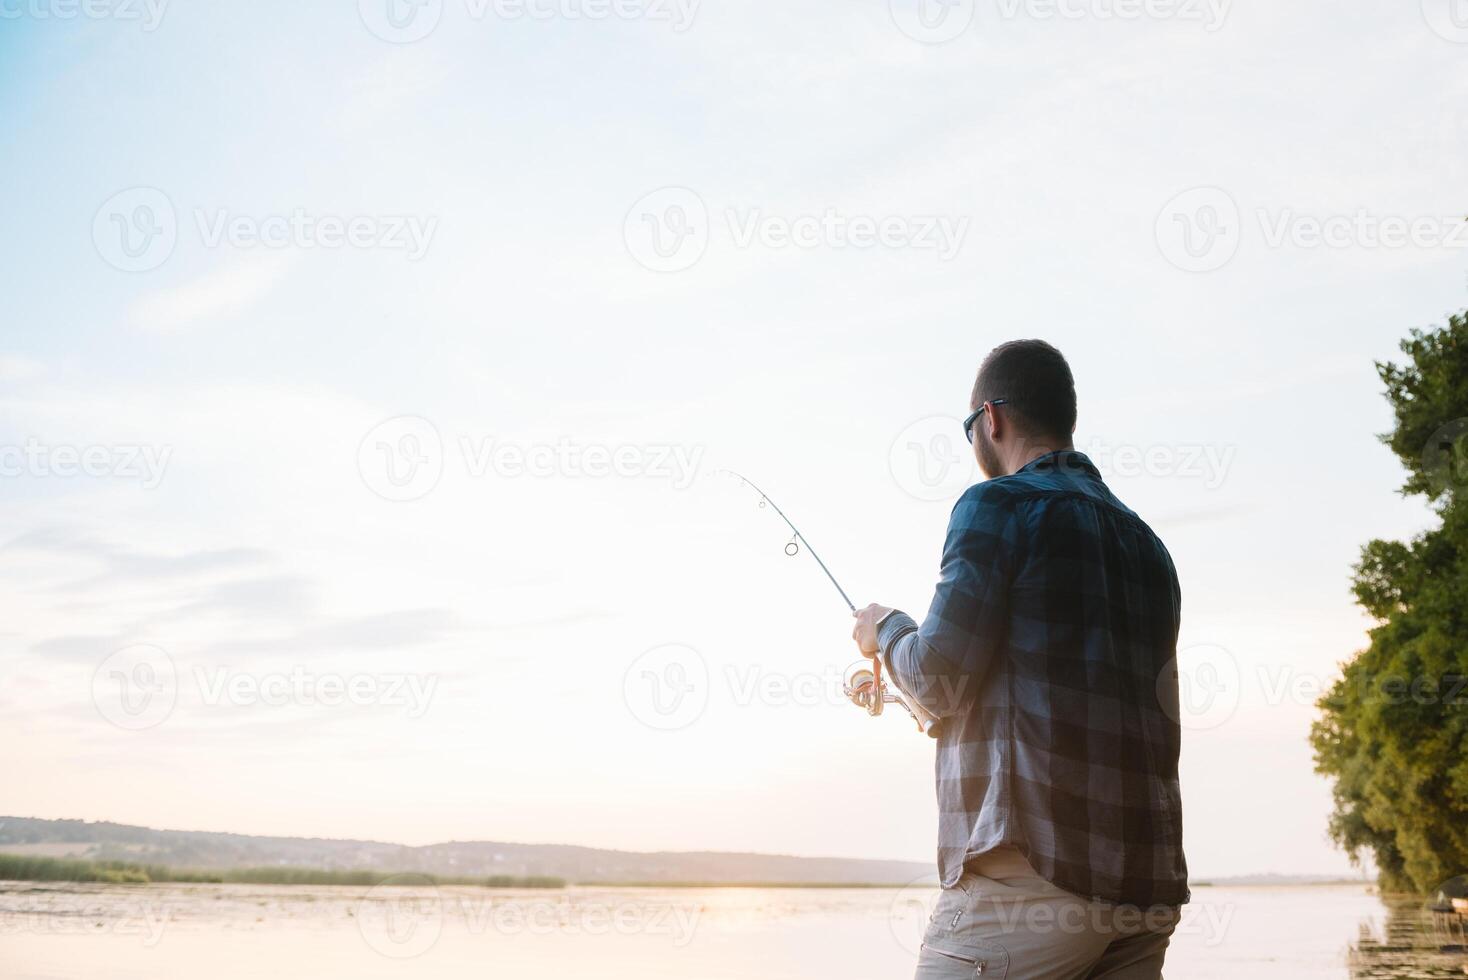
[985,402,1004,442]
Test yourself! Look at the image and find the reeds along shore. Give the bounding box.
[0,852,565,888]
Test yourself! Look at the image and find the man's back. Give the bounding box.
[878,450,1188,908]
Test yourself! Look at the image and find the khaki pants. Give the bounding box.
[914,848,1179,980]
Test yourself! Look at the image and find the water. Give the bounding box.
[0,880,1460,979]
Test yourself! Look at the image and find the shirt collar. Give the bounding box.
[1018,449,1100,478]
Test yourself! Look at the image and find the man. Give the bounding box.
[853,340,1188,979]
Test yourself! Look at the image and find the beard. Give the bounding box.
[975,428,1005,480]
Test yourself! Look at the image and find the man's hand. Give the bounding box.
[852,603,894,659]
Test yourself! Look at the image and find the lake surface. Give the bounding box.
[1,880,1462,978]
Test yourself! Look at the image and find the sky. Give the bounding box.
[1,0,1465,880]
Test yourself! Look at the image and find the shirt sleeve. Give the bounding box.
[876,484,1020,719]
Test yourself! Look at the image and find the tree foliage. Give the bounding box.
[1311,310,1468,894]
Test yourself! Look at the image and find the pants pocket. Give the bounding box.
[917,940,1010,979]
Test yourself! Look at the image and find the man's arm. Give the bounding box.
[861,485,1020,719]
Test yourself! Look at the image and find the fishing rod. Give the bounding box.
[725,470,856,613]
[724,470,940,736]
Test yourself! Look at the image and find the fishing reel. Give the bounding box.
[723,470,941,738]
[842,659,941,737]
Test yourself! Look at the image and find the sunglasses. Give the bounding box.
[962,398,1009,444]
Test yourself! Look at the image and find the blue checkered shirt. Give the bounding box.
[878,450,1188,908]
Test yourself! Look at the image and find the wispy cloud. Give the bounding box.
[129,254,291,333]
[0,354,44,382]
[163,575,315,620]
[29,633,139,663]
[1,528,270,590]
[200,608,464,661]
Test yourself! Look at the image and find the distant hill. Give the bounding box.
[0,816,935,886]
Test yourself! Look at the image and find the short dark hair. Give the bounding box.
[971,339,1077,442]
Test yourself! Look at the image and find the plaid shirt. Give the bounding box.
[878,450,1188,908]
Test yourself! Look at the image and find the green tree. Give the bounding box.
[1311,309,1468,894]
